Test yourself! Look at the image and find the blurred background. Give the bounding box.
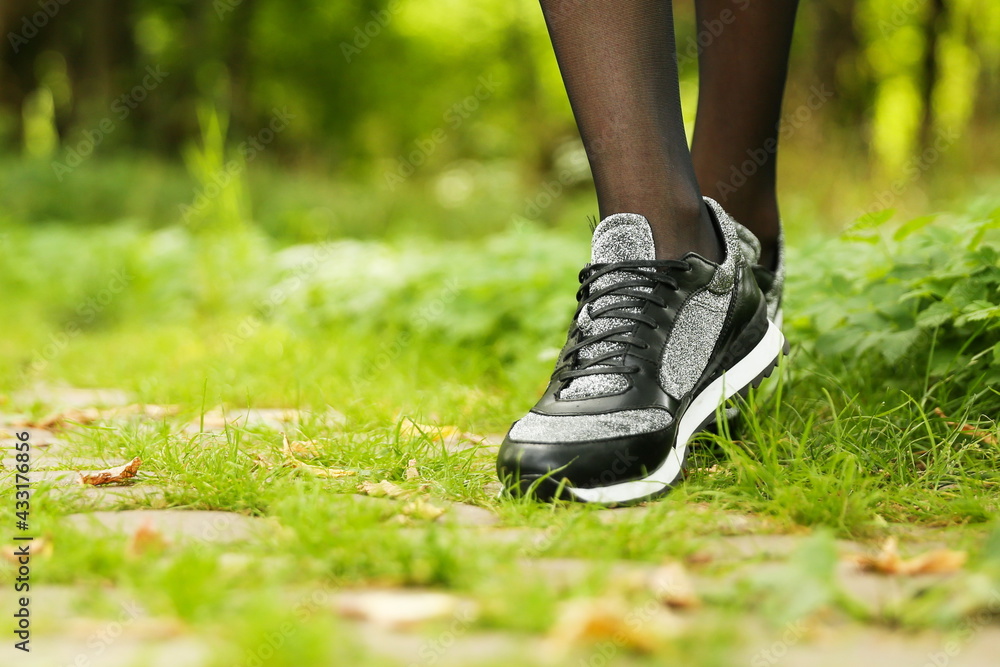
[2,0,1000,417]
[2,0,999,239]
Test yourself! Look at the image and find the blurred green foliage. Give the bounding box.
[1,0,999,184]
[793,198,1000,412]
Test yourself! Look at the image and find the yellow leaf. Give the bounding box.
[401,498,444,521]
[1,537,52,563]
[281,433,354,478]
[546,598,683,656]
[336,591,472,630]
[127,520,169,556]
[847,537,967,575]
[647,562,700,609]
[357,480,409,499]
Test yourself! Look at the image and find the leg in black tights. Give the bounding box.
[691,0,800,269]
[538,0,720,262]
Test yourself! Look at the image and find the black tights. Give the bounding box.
[539,0,799,266]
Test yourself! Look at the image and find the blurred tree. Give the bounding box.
[0,0,997,179]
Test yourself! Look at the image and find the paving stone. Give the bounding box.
[0,428,64,446]
[63,509,271,544]
[442,432,502,455]
[439,503,500,527]
[595,503,771,537]
[72,485,169,509]
[516,557,657,589]
[0,636,210,667]
[29,469,84,486]
[694,534,863,561]
[739,625,1000,667]
[11,385,133,409]
[833,560,950,612]
[3,453,115,470]
[356,623,533,666]
[184,407,345,434]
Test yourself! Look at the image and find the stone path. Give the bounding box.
[2,386,998,666]
[63,509,272,544]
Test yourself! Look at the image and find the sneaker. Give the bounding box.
[706,225,785,434]
[496,197,787,504]
[734,224,784,329]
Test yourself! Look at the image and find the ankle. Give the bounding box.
[648,200,723,263]
[723,195,781,269]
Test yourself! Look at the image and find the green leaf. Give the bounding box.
[915,301,954,328]
[893,214,938,241]
[850,208,896,232]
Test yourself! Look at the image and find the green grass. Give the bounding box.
[2,157,1000,664]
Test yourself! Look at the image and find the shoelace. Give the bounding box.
[556,259,691,386]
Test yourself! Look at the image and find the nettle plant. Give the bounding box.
[791,204,1000,413]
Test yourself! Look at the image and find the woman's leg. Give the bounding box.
[538,0,720,262]
[690,0,800,269]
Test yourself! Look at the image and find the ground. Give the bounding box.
[1,380,998,666]
[1,163,1000,665]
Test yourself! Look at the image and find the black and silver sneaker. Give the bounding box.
[496,197,786,504]
[708,224,787,431]
[734,224,785,328]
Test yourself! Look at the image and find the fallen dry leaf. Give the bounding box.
[405,458,419,480]
[398,417,488,450]
[23,407,101,430]
[282,434,321,457]
[78,457,142,486]
[294,462,355,479]
[127,520,169,556]
[67,617,186,641]
[398,418,459,440]
[251,452,280,470]
[401,498,445,521]
[847,537,967,575]
[647,562,700,609]
[336,590,473,630]
[1,537,53,563]
[192,407,345,434]
[16,404,179,430]
[546,597,683,656]
[934,408,999,446]
[357,479,410,499]
[281,433,354,478]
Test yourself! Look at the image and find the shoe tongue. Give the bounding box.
[591,213,655,264]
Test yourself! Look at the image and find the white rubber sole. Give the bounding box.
[568,320,786,504]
